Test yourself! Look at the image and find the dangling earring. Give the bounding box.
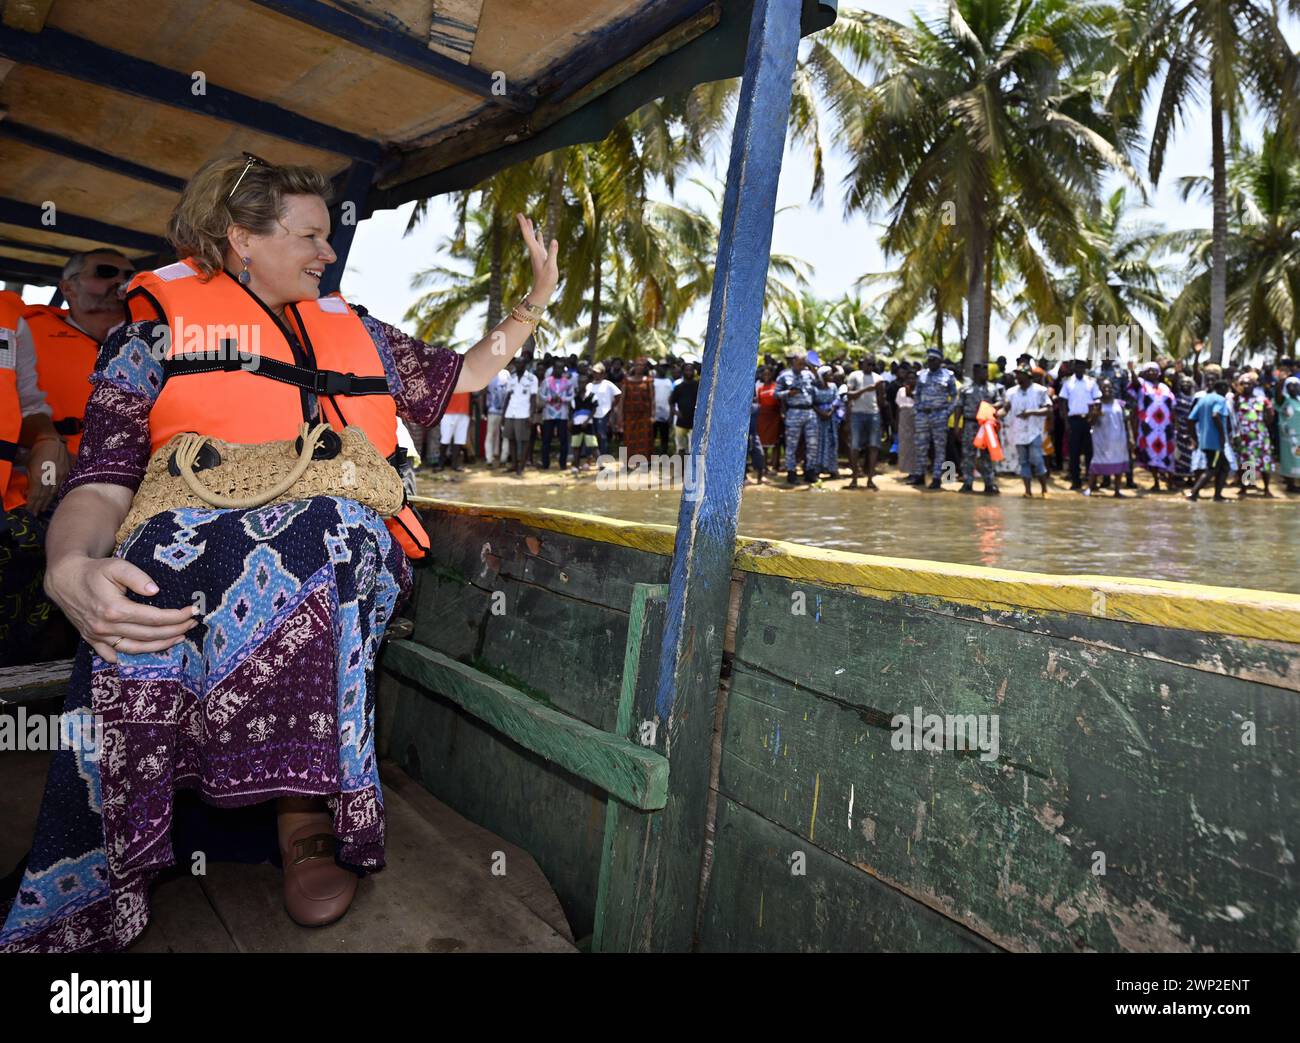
[238,256,252,285]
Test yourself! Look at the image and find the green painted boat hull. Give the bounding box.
[378,500,1300,952]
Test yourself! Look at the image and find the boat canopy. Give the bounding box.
[0,0,836,287]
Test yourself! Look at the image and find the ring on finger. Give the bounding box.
[111,636,124,650]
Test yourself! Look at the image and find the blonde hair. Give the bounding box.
[167,155,333,278]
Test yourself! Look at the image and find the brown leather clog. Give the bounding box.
[280,822,358,928]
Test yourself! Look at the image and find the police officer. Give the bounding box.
[909,347,958,488]
[775,347,819,484]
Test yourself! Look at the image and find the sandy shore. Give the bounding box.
[415,460,1300,503]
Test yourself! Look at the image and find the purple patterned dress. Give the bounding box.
[0,311,460,952]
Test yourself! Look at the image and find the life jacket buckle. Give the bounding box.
[313,369,355,396]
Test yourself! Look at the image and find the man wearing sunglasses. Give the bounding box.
[15,251,135,511]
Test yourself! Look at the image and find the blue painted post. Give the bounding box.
[640,0,802,950]
[321,162,374,296]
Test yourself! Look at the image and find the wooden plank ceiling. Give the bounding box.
[0,0,727,284]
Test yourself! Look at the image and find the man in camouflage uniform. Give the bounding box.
[775,348,819,484]
[909,347,958,489]
[956,361,1003,494]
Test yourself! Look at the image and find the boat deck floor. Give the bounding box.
[1,750,576,953]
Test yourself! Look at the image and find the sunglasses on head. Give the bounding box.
[228,152,270,200]
[87,263,135,280]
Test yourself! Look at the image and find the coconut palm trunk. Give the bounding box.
[586,212,603,361]
[486,206,504,332]
[1210,86,1229,366]
[965,217,989,376]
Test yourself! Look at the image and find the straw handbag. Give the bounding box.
[116,422,405,545]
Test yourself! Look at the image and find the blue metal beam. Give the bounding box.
[320,161,375,295]
[0,258,64,285]
[0,25,383,163]
[0,122,187,193]
[0,235,69,260]
[643,0,802,950]
[0,199,169,254]
[246,0,533,113]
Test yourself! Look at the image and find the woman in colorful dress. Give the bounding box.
[1232,374,1275,498]
[619,358,655,464]
[1280,377,1300,492]
[1131,364,1177,491]
[755,365,782,471]
[0,154,559,953]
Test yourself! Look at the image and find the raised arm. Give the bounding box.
[455,214,559,393]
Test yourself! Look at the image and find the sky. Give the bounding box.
[27,2,1288,359]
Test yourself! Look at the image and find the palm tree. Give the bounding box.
[1160,132,1300,359]
[1009,187,1168,360]
[844,0,1143,375]
[1109,0,1300,366]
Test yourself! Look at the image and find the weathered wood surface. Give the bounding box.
[412,507,670,731]
[0,658,73,704]
[699,798,999,952]
[720,572,1299,952]
[382,669,609,939]
[407,500,1300,952]
[1,751,575,952]
[419,499,1300,692]
[593,584,668,952]
[420,499,1300,645]
[383,639,668,810]
[643,0,803,953]
[383,509,676,938]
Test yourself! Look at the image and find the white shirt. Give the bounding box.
[845,369,882,414]
[1061,374,1100,416]
[13,316,58,417]
[653,376,673,421]
[503,371,538,419]
[589,378,621,419]
[1005,384,1051,446]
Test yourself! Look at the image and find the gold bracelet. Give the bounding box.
[514,296,546,321]
[509,305,541,328]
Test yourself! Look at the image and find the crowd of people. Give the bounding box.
[404,344,1300,501]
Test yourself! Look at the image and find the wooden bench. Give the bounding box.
[0,658,74,706]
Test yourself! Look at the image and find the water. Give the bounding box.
[424,477,1300,596]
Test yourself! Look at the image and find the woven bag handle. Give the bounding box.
[173,423,328,508]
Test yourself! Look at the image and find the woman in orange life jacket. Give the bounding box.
[0,154,558,952]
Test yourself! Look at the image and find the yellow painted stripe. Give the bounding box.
[413,498,1300,643]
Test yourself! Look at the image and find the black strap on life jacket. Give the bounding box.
[160,352,390,397]
[0,439,18,463]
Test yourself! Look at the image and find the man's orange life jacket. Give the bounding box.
[0,290,25,510]
[24,304,99,455]
[125,258,430,559]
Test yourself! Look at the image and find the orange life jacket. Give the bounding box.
[125,258,430,559]
[24,304,100,455]
[0,290,24,510]
[446,391,470,415]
